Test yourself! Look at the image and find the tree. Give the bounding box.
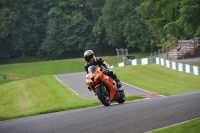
[176,0,200,37]
[101,0,150,52]
[39,18,65,59]
[136,0,200,43]
[136,0,182,43]
[14,1,41,57]
[0,7,17,60]
[63,11,93,56]
[0,0,46,59]
[39,0,95,59]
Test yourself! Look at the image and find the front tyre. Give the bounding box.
[96,87,110,106]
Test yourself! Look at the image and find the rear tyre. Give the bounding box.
[96,87,110,106]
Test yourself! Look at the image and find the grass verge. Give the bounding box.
[0,75,141,121]
[151,118,200,133]
[0,54,200,133]
[1,64,200,121]
[113,64,200,95]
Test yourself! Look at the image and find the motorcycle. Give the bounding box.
[86,65,126,106]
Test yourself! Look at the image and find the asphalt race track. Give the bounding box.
[0,91,200,133]
[55,72,155,99]
[0,70,200,133]
[173,58,200,64]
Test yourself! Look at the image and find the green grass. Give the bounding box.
[0,58,85,85]
[193,62,200,66]
[0,58,84,75]
[0,53,200,133]
[0,75,103,120]
[113,65,200,95]
[0,53,147,121]
[0,75,141,121]
[151,118,200,133]
[0,53,149,85]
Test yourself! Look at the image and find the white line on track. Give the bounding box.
[122,81,156,94]
[54,76,86,99]
[145,117,200,133]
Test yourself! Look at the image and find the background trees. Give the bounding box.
[136,0,200,44]
[101,0,151,52]
[0,0,199,63]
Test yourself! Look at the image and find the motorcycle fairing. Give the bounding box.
[101,75,117,101]
[86,65,118,101]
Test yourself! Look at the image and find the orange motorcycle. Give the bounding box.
[86,65,126,106]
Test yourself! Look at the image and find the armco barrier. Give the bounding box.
[110,57,200,76]
[156,58,200,75]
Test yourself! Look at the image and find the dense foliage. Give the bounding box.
[0,0,199,63]
[136,0,200,45]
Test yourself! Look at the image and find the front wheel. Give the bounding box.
[96,87,110,106]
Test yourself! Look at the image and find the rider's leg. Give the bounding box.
[114,77,122,88]
[107,71,122,88]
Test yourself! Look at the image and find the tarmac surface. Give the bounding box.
[0,91,200,133]
[173,57,200,64]
[55,72,155,99]
[55,57,200,99]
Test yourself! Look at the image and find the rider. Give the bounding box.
[84,50,122,90]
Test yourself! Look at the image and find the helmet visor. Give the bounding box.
[85,53,93,63]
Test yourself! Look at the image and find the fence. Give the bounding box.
[155,58,200,75]
[115,48,128,64]
[152,42,177,59]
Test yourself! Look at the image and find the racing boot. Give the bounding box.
[114,77,122,88]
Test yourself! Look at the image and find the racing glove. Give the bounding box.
[103,69,109,74]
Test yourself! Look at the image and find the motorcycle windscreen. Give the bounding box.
[88,65,98,74]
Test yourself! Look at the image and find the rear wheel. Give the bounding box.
[96,87,110,106]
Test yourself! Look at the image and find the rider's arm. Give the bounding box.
[98,57,110,70]
[84,63,89,73]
